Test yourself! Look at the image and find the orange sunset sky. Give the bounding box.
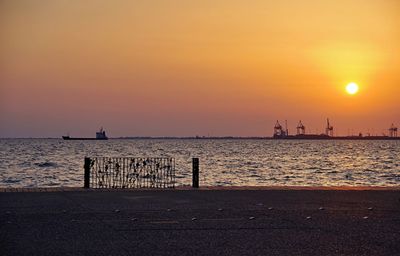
[0,0,399,137]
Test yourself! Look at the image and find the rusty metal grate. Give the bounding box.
[84,157,175,189]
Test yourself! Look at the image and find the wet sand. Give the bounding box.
[1,187,400,255]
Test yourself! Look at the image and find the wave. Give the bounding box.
[34,162,58,168]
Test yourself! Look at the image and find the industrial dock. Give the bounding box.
[273,119,399,140]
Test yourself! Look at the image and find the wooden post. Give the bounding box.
[84,157,91,188]
[192,158,199,188]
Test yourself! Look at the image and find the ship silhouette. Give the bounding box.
[62,127,108,140]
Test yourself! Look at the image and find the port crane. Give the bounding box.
[389,124,398,137]
[296,120,306,135]
[274,120,288,137]
[325,119,334,136]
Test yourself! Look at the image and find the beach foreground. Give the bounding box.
[1,188,399,255]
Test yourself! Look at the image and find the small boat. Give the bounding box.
[62,128,108,140]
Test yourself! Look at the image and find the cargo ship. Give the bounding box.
[62,128,108,140]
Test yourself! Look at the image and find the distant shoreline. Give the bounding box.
[1,136,399,140]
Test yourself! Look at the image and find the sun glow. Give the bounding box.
[346,82,359,95]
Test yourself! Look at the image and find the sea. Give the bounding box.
[0,139,399,188]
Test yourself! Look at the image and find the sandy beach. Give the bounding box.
[1,187,399,255]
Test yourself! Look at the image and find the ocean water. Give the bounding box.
[0,139,399,187]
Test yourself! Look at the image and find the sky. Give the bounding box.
[1,0,399,138]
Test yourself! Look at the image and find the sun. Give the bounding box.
[346,82,359,95]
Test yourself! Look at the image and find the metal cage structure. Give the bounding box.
[84,157,175,189]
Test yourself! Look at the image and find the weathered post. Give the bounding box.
[192,158,199,188]
[84,157,91,188]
